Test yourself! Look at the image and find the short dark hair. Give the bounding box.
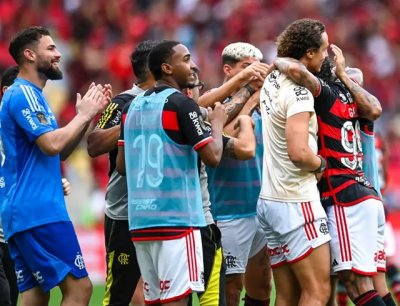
[130,40,159,83]
[1,66,19,90]
[9,26,51,65]
[148,40,180,80]
[277,19,325,59]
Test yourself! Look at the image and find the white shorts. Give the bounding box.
[384,220,396,257]
[327,198,386,275]
[133,229,204,304]
[257,199,331,268]
[217,216,268,274]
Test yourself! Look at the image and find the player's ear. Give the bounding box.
[161,63,173,76]
[305,48,315,59]
[223,64,233,78]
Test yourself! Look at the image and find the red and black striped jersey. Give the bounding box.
[314,79,379,207]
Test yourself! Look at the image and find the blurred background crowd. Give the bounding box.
[1,0,400,281]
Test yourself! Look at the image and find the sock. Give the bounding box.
[382,293,397,306]
[337,291,349,306]
[353,290,386,306]
[243,294,269,306]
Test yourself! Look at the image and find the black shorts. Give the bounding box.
[190,224,226,306]
[0,242,18,306]
[103,215,141,306]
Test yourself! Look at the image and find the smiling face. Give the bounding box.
[34,35,63,80]
[304,32,329,73]
[169,44,195,89]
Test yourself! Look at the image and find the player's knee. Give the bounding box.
[338,272,374,301]
[225,276,244,306]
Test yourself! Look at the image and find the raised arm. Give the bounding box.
[274,57,321,96]
[224,90,260,136]
[198,62,271,107]
[331,44,382,121]
[36,84,111,160]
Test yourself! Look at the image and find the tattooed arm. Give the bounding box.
[224,90,260,136]
[222,115,256,160]
[331,44,382,121]
[274,57,321,96]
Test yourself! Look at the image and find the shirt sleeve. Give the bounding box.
[117,101,132,147]
[96,96,127,129]
[9,87,55,142]
[173,94,213,150]
[314,78,339,114]
[286,85,315,118]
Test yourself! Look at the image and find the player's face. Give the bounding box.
[170,44,195,89]
[308,32,329,73]
[35,35,63,80]
[225,57,259,80]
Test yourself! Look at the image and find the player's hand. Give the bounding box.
[331,44,346,78]
[238,62,271,84]
[208,102,228,126]
[76,83,111,120]
[62,178,71,196]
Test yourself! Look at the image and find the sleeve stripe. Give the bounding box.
[20,85,41,112]
[193,137,213,151]
[28,86,43,112]
[117,140,125,146]
[97,103,118,128]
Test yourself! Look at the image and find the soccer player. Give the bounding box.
[258,19,332,306]
[272,34,395,305]
[87,40,158,306]
[116,40,226,306]
[205,42,272,306]
[0,26,110,306]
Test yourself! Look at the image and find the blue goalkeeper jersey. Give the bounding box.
[0,78,70,240]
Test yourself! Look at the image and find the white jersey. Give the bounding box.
[259,70,320,202]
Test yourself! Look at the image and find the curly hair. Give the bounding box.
[277,19,325,59]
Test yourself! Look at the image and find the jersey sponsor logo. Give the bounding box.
[294,86,310,102]
[21,108,38,130]
[117,252,130,265]
[267,70,280,89]
[74,253,86,270]
[132,199,158,211]
[189,111,203,136]
[268,244,290,257]
[374,250,386,262]
[16,270,24,283]
[33,270,44,284]
[160,280,171,292]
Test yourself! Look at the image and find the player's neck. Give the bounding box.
[18,67,47,89]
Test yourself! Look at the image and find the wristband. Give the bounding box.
[312,155,326,173]
[243,84,256,96]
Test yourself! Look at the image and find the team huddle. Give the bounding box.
[0,17,397,306]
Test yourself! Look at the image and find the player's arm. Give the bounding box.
[274,57,321,96]
[196,102,227,167]
[87,98,126,157]
[224,90,260,136]
[222,115,256,160]
[35,84,111,159]
[198,62,271,108]
[331,44,382,121]
[286,112,322,171]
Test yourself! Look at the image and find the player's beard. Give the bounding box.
[37,60,63,80]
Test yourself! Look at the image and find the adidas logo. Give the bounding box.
[332,259,339,267]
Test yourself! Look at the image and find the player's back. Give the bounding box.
[259,70,319,202]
